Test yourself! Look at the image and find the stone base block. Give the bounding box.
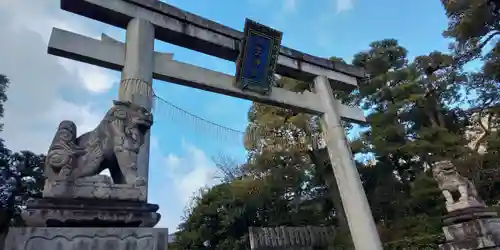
[43,175,146,202]
[440,236,500,250]
[4,227,168,250]
[22,198,160,227]
[443,207,499,226]
[439,208,500,250]
[447,199,486,213]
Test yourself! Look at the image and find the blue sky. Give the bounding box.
[0,0,452,232]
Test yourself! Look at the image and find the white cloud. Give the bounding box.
[165,141,219,204]
[44,100,104,135]
[164,154,182,170]
[0,0,116,153]
[0,0,120,94]
[336,0,354,13]
[59,58,116,94]
[283,0,298,12]
[150,140,219,231]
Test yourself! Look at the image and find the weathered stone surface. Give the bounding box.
[60,0,366,82]
[248,226,335,250]
[443,218,500,241]
[315,75,381,250]
[48,28,365,121]
[446,199,486,213]
[22,198,160,227]
[440,236,500,250]
[439,208,500,249]
[43,175,146,201]
[4,227,168,250]
[443,207,499,226]
[119,18,155,194]
[44,100,153,197]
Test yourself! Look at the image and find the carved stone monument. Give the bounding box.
[433,160,486,213]
[3,100,167,250]
[42,101,151,200]
[433,160,500,250]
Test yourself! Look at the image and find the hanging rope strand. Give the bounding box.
[152,94,323,150]
[153,94,245,144]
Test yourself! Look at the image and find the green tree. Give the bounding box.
[0,75,8,133]
[442,0,500,202]
[442,0,500,64]
[8,151,45,225]
[0,74,45,229]
[243,77,333,227]
[341,39,473,245]
[173,179,278,249]
[442,0,500,108]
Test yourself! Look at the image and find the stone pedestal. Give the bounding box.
[4,227,168,250]
[22,198,160,227]
[2,198,165,250]
[439,207,500,250]
[0,196,165,249]
[43,175,147,202]
[447,199,487,213]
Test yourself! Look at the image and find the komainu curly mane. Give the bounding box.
[44,100,153,186]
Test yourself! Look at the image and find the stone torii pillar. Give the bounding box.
[315,75,382,250]
[119,18,155,197]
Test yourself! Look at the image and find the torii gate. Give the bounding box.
[48,0,383,249]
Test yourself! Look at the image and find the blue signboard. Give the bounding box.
[235,19,283,95]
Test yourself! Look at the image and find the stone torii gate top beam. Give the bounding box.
[60,0,364,91]
[47,28,365,122]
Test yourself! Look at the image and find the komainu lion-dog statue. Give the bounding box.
[44,100,153,186]
[432,160,485,212]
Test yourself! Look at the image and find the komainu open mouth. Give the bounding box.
[134,116,152,127]
[135,118,153,133]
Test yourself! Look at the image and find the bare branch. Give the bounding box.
[211,152,245,182]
